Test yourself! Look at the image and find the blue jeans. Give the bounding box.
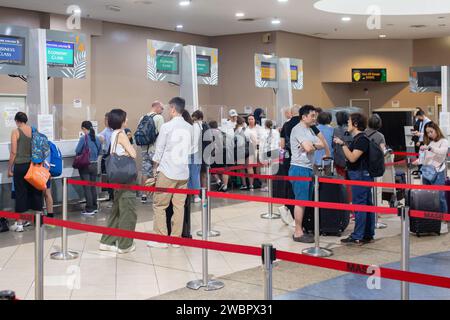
[188,154,201,190]
[423,170,448,213]
[348,170,375,240]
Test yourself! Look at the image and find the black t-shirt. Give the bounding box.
[347,132,370,171]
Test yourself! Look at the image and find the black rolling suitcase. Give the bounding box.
[406,189,441,236]
[272,156,295,217]
[166,196,192,238]
[303,158,350,236]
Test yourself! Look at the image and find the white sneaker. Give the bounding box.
[99,243,118,252]
[118,243,136,254]
[10,222,24,232]
[441,222,449,234]
[23,221,32,228]
[194,196,202,203]
[171,244,181,248]
[278,206,294,226]
[291,220,296,228]
[81,210,96,216]
[146,241,169,249]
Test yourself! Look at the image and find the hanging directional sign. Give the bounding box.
[0,24,29,76]
[46,30,87,79]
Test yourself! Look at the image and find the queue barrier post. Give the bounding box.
[51,178,79,261]
[187,188,224,291]
[302,175,333,257]
[261,158,280,220]
[400,205,411,300]
[197,166,220,237]
[34,211,44,300]
[262,244,276,300]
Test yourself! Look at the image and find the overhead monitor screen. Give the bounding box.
[0,35,25,65]
[156,50,180,75]
[197,54,211,77]
[418,71,441,88]
[261,61,277,82]
[47,41,75,67]
[291,65,298,83]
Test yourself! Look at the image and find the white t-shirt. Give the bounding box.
[110,130,127,156]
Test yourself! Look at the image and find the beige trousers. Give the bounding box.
[153,172,188,237]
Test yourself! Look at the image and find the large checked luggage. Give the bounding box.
[407,189,441,236]
[303,158,350,236]
[166,196,192,238]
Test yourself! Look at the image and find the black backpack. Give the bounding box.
[134,114,158,147]
[364,132,385,178]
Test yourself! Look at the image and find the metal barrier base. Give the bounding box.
[197,230,221,237]
[187,279,225,291]
[376,222,388,229]
[302,247,333,257]
[50,251,79,261]
[261,213,281,220]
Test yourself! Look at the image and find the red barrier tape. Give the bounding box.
[0,211,34,222]
[410,210,450,222]
[393,151,450,157]
[210,163,265,174]
[67,179,200,196]
[318,177,450,192]
[207,191,398,215]
[43,217,262,257]
[1,211,450,289]
[385,160,407,167]
[276,250,450,289]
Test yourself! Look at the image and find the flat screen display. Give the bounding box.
[156,50,180,75]
[47,41,75,67]
[197,54,211,77]
[418,71,441,88]
[0,35,25,65]
[291,65,298,83]
[261,61,277,82]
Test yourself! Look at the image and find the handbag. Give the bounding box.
[73,135,91,169]
[24,163,51,191]
[105,131,137,184]
[421,165,440,183]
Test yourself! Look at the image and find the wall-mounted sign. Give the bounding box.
[352,69,387,82]
[290,58,304,90]
[147,40,182,84]
[196,46,218,86]
[46,30,87,79]
[255,54,279,89]
[0,24,29,76]
[409,66,442,93]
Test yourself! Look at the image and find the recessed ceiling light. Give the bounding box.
[379,34,387,38]
[271,18,281,25]
[176,24,184,29]
[235,12,245,18]
[179,0,191,6]
[341,17,351,22]
[315,0,450,15]
[278,0,289,2]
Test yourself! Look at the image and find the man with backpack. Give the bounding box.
[135,101,165,204]
[334,113,385,245]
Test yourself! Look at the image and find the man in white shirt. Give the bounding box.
[138,101,165,204]
[147,97,192,249]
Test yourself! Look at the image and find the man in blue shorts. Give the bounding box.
[289,105,324,243]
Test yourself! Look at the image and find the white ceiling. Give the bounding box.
[1,0,450,39]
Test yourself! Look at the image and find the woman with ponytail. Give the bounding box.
[75,121,102,215]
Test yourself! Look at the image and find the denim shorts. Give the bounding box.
[289,165,314,201]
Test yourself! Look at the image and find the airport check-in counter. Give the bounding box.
[0,140,86,211]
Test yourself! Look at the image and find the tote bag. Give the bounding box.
[73,135,91,169]
[24,163,50,191]
[106,132,137,184]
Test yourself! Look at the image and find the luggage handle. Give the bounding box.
[321,157,334,176]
